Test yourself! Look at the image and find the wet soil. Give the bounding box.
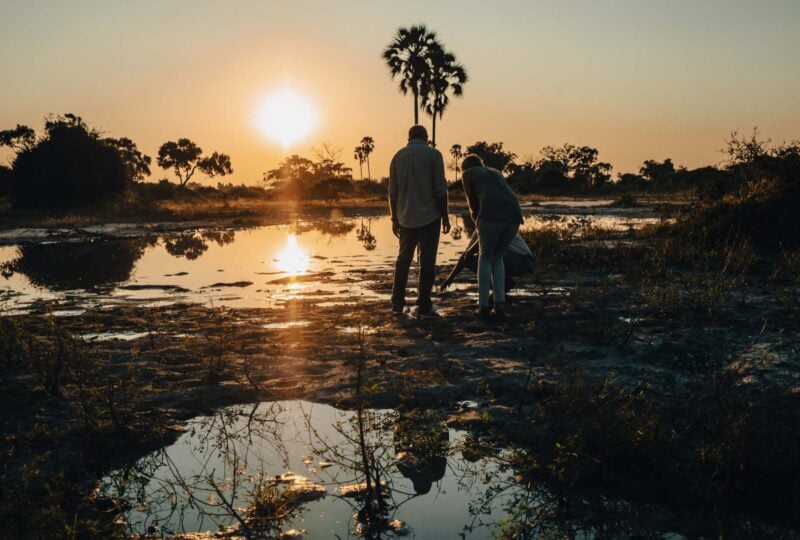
[2,207,800,537]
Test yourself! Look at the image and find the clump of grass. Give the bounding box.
[501,368,800,534]
[245,476,295,536]
[0,310,156,538]
[201,305,237,384]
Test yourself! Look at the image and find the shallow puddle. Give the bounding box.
[0,208,660,314]
[100,400,515,539]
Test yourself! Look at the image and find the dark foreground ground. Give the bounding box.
[2,217,800,538]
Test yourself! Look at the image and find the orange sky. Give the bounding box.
[1,1,799,184]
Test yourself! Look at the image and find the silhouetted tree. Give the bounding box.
[10,114,127,208]
[104,137,151,181]
[421,46,467,147]
[539,144,611,187]
[639,158,675,185]
[157,138,233,186]
[0,124,36,154]
[312,143,353,179]
[465,141,517,173]
[449,144,463,181]
[382,25,441,124]
[264,149,352,199]
[617,172,647,189]
[354,146,366,180]
[41,113,98,141]
[725,127,769,166]
[264,155,316,186]
[359,136,374,180]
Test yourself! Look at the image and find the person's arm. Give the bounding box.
[388,156,400,237]
[433,152,450,233]
[439,240,479,291]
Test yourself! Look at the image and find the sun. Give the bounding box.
[256,86,318,148]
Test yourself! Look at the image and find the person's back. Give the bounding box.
[388,125,450,317]
[389,139,446,228]
[461,166,523,226]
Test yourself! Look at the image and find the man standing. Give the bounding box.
[389,125,450,317]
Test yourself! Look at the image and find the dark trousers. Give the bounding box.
[392,218,441,311]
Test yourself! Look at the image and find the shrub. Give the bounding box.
[677,136,800,251]
[11,124,126,209]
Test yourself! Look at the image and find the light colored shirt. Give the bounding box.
[388,139,447,228]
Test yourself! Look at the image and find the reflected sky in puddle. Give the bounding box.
[0,207,661,313]
[100,400,513,539]
[101,399,689,539]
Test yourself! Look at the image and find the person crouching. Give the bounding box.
[461,154,524,321]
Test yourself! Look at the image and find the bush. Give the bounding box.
[11,126,127,209]
[677,137,800,251]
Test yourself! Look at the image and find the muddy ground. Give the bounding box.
[2,213,800,538]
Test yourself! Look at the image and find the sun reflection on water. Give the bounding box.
[274,234,311,276]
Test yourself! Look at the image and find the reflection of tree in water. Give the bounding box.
[100,330,455,538]
[163,229,236,260]
[2,238,152,290]
[102,402,295,538]
[356,219,377,251]
[290,220,356,239]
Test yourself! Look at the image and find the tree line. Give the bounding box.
[0,114,232,208]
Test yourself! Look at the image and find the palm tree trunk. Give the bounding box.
[431,110,437,148]
[359,161,363,180]
[366,156,371,180]
[413,89,419,124]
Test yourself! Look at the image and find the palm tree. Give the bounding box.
[382,25,441,125]
[421,46,468,148]
[449,143,463,182]
[353,146,366,180]
[359,136,375,180]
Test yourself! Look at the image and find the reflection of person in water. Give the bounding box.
[393,414,449,495]
[440,230,533,296]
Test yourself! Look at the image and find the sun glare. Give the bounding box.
[274,234,311,276]
[256,86,318,148]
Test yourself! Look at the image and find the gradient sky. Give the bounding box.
[1,0,799,184]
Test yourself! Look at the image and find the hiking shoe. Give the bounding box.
[415,307,440,319]
[475,306,492,321]
[493,302,507,323]
[391,304,405,316]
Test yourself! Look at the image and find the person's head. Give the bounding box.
[461,154,483,172]
[408,125,428,142]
